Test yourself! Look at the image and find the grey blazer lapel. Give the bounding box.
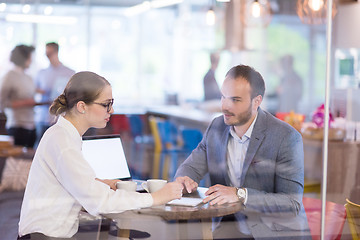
[220,125,231,186]
[240,109,266,186]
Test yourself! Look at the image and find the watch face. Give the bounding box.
[237,188,246,199]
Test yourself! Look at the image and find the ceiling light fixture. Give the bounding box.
[242,0,272,27]
[124,1,151,16]
[0,3,7,12]
[251,0,261,18]
[22,4,31,14]
[124,0,183,17]
[6,14,78,25]
[297,0,337,24]
[44,6,53,15]
[151,0,183,9]
[206,7,216,26]
[308,0,324,11]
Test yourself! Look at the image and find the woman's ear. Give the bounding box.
[76,101,86,114]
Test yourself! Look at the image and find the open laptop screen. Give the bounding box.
[82,135,131,180]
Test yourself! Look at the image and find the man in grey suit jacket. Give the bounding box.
[175,65,310,239]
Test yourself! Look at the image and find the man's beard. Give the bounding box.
[223,102,253,126]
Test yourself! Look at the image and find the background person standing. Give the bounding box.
[0,45,37,148]
[203,52,221,101]
[276,55,303,113]
[35,42,75,142]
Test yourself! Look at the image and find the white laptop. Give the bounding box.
[82,134,144,190]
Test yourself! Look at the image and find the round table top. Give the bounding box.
[134,201,244,221]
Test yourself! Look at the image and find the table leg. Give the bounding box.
[116,217,132,239]
[177,219,188,240]
[201,218,213,240]
[162,154,170,180]
[117,228,130,238]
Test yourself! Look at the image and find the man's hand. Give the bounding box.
[96,178,119,191]
[203,184,238,205]
[175,176,198,193]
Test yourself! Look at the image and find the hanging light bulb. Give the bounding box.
[22,4,31,14]
[0,3,7,12]
[297,0,337,25]
[206,7,216,26]
[44,6,53,15]
[308,0,324,11]
[251,0,261,18]
[242,0,272,28]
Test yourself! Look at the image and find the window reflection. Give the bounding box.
[0,1,359,239]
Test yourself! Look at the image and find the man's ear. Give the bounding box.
[254,95,263,107]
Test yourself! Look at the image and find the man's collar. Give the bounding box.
[229,113,258,141]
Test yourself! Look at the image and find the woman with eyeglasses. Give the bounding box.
[18,71,183,239]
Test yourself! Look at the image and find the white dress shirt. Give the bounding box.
[226,113,258,205]
[19,116,153,238]
[226,114,257,236]
[35,64,75,125]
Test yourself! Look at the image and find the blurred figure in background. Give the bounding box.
[276,55,303,113]
[203,52,221,101]
[35,42,75,142]
[0,45,37,148]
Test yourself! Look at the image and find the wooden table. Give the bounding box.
[135,201,243,221]
[105,189,244,240]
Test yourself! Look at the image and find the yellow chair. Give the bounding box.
[148,116,183,181]
[345,198,360,240]
[303,178,321,195]
[148,116,163,179]
[148,116,200,181]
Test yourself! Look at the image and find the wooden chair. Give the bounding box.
[303,197,347,240]
[345,198,360,240]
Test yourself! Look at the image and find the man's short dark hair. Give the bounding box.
[225,65,265,99]
[46,42,59,52]
[10,44,35,68]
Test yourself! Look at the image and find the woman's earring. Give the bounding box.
[82,111,85,114]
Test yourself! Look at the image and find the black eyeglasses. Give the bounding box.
[93,98,114,113]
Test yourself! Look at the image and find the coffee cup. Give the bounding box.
[116,181,137,192]
[141,179,167,193]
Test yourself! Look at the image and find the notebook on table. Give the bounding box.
[167,187,208,206]
[82,134,144,191]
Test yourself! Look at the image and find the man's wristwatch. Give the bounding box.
[236,187,246,203]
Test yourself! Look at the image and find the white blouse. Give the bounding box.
[19,116,153,238]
